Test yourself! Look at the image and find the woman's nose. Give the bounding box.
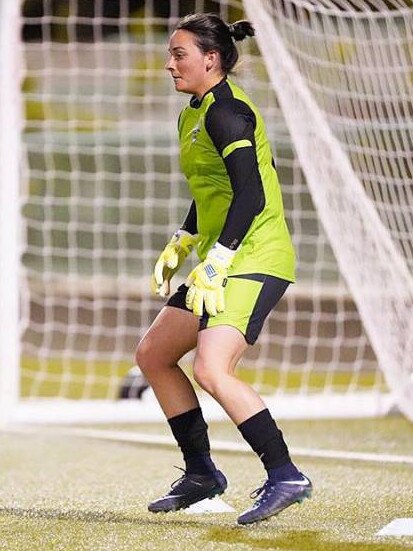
[165,55,174,71]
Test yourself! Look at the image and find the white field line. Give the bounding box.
[6,425,413,466]
[376,518,413,536]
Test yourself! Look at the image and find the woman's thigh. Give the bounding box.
[195,324,248,375]
[137,305,199,367]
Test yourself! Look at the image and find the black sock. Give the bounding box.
[168,407,217,475]
[267,462,302,482]
[237,408,291,472]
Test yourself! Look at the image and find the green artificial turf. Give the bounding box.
[1,417,412,550]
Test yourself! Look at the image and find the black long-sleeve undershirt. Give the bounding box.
[208,98,265,250]
[181,200,197,235]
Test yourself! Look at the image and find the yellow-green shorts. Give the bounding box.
[166,274,290,345]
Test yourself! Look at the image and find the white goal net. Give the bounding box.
[1,0,411,425]
[244,0,413,421]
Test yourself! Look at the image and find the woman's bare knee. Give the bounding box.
[193,358,218,396]
[193,326,248,395]
[135,336,157,377]
[135,307,198,379]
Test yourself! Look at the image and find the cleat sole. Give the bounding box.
[148,482,227,513]
[297,489,312,504]
[237,487,313,525]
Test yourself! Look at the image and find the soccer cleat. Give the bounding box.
[237,474,312,525]
[148,468,228,513]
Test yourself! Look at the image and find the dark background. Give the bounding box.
[22,0,412,42]
[22,0,237,42]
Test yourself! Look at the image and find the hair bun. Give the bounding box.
[228,20,255,42]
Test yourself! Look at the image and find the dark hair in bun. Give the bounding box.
[227,20,255,42]
[176,13,255,74]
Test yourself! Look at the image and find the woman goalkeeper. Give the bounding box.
[135,12,312,525]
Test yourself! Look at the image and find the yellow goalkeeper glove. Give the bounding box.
[151,230,199,298]
[185,243,236,317]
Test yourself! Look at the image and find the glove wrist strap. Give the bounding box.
[171,229,199,252]
[207,242,237,268]
[173,229,194,240]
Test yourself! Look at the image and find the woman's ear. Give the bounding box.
[206,50,219,72]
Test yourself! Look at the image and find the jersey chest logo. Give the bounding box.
[191,123,201,143]
[190,116,204,143]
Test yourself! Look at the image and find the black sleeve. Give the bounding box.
[180,200,198,235]
[205,98,265,250]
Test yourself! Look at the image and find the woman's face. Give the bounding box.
[166,29,218,98]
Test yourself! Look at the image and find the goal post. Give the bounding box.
[2,0,412,426]
[0,0,23,428]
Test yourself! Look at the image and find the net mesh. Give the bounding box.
[18,0,401,416]
[244,0,413,418]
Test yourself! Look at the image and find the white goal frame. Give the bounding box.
[0,0,22,428]
[1,0,409,427]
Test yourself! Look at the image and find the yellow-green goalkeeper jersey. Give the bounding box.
[178,78,295,282]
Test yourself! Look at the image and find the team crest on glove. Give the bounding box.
[204,263,218,280]
[185,243,236,317]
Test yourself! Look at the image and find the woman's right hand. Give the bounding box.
[151,230,199,297]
